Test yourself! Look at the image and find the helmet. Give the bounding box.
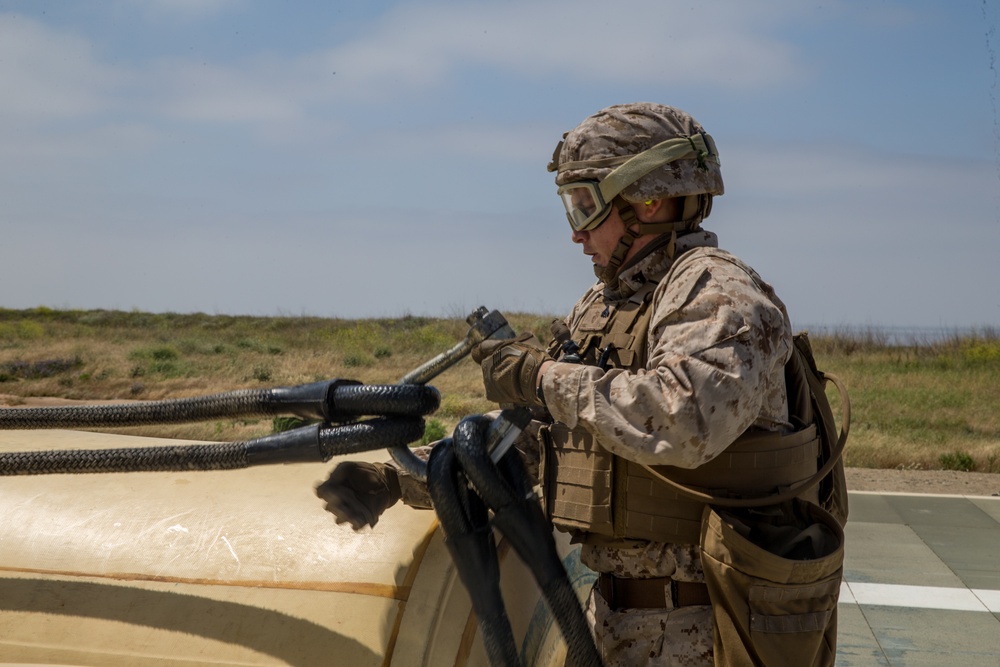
[548,102,723,205]
[547,103,724,284]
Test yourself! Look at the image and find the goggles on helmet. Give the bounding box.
[557,180,612,231]
[555,132,718,232]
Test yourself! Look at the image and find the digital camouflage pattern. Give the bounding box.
[541,230,792,665]
[394,230,793,664]
[539,230,793,471]
[549,102,724,203]
[586,587,714,666]
[392,99,793,664]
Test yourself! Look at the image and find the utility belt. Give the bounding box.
[597,573,711,610]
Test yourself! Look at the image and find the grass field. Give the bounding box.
[2,307,998,472]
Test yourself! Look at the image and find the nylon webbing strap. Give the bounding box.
[599,204,639,284]
[597,134,718,203]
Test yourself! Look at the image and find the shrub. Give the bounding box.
[939,450,976,472]
[961,339,1000,365]
[273,416,311,433]
[342,353,372,368]
[421,418,448,445]
[128,345,189,378]
[0,357,82,381]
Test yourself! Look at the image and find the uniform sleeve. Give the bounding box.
[540,256,791,469]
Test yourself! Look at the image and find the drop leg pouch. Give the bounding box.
[699,499,844,667]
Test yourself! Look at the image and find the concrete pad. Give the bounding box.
[838,493,1000,667]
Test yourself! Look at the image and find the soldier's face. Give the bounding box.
[571,207,627,269]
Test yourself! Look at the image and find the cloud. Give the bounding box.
[0,15,127,119]
[716,142,999,327]
[117,0,248,21]
[316,0,811,101]
[725,140,997,200]
[2,2,994,329]
[145,57,309,124]
[6,137,993,327]
[1,1,814,139]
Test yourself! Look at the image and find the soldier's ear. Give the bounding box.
[635,198,680,223]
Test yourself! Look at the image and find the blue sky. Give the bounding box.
[1,0,998,330]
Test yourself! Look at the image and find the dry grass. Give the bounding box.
[0,308,554,443]
[812,328,1000,472]
[3,308,999,472]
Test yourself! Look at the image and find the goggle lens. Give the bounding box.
[558,182,610,232]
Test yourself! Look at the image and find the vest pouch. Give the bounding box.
[699,499,844,667]
[539,422,616,537]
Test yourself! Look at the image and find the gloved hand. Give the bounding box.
[315,461,402,530]
[471,332,553,407]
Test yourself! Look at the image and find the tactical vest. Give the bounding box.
[539,249,840,546]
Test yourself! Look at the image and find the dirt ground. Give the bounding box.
[845,467,1000,497]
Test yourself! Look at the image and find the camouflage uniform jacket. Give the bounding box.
[397,230,793,582]
[539,229,793,579]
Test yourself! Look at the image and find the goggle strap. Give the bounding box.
[598,134,717,202]
[637,220,690,235]
[637,194,711,234]
[557,154,633,171]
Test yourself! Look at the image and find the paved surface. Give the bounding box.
[838,491,1000,666]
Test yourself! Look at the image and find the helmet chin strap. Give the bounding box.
[595,195,711,284]
[595,201,639,284]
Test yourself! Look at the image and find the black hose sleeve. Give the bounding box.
[0,441,251,475]
[0,389,269,429]
[326,383,439,419]
[316,416,426,460]
[0,382,440,429]
[451,415,519,509]
[0,416,425,475]
[244,416,426,465]
[427,440,520,667]
[493,450,603,667]
[269,381,440,421]
[451,415,602,667]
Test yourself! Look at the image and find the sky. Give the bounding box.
[1,0,998,331]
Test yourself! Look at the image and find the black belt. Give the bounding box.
[597,573,711,610]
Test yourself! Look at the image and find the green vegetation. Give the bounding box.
[1,307,998,472]
[810,327,1000,472]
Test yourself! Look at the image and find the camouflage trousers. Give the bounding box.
[584,585,713,666]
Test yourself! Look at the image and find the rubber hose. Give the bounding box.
[327,383,440,419]
[427,440,521,667]
[451,416,603,667]
[490,449,602,667]
[0,416,425,475]
[316,416,426,459]
[0,383,439,430]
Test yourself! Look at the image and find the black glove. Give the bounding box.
[315,461,402,530]
[471,332,552,407]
